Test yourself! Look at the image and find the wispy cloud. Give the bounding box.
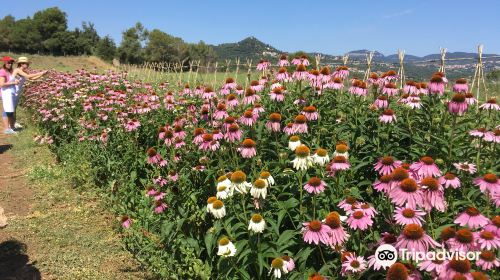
[383,9,414,19]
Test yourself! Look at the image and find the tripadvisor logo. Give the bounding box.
[374,244,480,267]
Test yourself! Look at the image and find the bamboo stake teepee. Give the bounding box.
[438,47,447,74]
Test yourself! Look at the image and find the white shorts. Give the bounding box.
[1,89,15,113]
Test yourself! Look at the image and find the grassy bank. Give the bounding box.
[0,109,150,280]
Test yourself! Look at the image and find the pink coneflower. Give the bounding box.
[214,103,229,120]
[121,216,132,228]
[367,72,379,85]
[394,207,426,226]
[256,59,270,71]
[418,258,446,276]
[192,128,205,144]
[379,109,397,123]
[353,203,378,218]
[226,93,239,108]
[291,56,302,65]
[199,134,220,151]
[475,230,500,250]
[420,177,446,212]
[308,69,323,88]
[265,113,282,132]
[381,70,398,82]
[476,250,500,271]
[479,98,500,110]
[281,255,295,273]
[485,216,500,237]
[292,64,308,80]
[469,127,488,138]
[302,220,331,245]
[382,83,399,96]
[373,174,393,193]
[243,87,261,105]
[163,129,176,146]
[212,129,224,140]
[301,106,319,121]
[253,103,265,115]
[154,200,168,213]
[124,118,140,131]
[239,110,258,126]
[324,212,349,246]
[386,263,409,280]
[300,54,310,66]
[270,86,286,102]
[389,178,423,209]
[338,196,358,212]
[278,54,289,67]
[396,224,440,255]
[429,75,445,95]
[304,177,327,194]
[439,173,461,189]
[202,87,215,99]
[283,122,295,135]
[484,129,500,143]
[418,82,429,95]
[374,156,402,176]
[276,67,290,82]
[448,228,476,252]
[448,93,468,115]
[410,156,441,178]
[147,147,162,165]
[334,66,349,79]
[173,125,186,139]
[454,207,489,229]
[373,95,389,109]
[453,162,477,174]
[238,138,257,158]
[329,156,351,171]
[329,77,344,90]
[292,114,308,134]
[341,254,367,276]
[348,79,367,96]
[222,77,237,90]
[346,210,373,231]
[234,85,244,95]
[403,81,418,94]
[464,92,477,105]
[453,78,468,93]
[473,173,499,194]
[440,259,472,280]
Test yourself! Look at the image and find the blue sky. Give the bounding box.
[3,0,499,56]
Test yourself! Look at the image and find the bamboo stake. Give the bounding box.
[342,54,349,66]
[397,49,406,88]
[439,47,447,74]
[245,59,253,88]
[471,44,487,101]
[364,51,374,81]
[188,60,194,84]
[225,59,231,79]
[194,60,201,85]
[235,58,241,82]
[315,54,322,70]
[213,61,218,88]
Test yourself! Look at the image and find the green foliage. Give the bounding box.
[143,29,188,63]
[95,35,117,62]
[118,22,148,64]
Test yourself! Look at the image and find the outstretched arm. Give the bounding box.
[14,68,47,80]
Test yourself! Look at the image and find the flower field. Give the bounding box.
[23,57,499,279]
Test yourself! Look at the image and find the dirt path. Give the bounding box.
[0,116,150,279]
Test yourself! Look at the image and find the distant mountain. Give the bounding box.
[347,50,385,59]
[212,37,281,61]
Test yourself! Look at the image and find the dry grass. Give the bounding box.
[0,53,114,72]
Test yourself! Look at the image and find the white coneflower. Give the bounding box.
[312,148,330,166]
[216,185,231,199]
[217,175,232,188]
[259,171,275,186]
[217,237,237,257]
[269,258,287,279]
[250,179,268,199]
[211,200,226,219]
[288,135,301,151]
[291,145,313,171]
[248,213,266,233]
[333,142,349,159]
[207,196,217,214]
[230,170,252,194]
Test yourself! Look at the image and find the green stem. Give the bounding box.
[448,115,457,160]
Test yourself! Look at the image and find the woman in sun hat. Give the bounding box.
[0,56,19,134]
[8,57,47,129]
